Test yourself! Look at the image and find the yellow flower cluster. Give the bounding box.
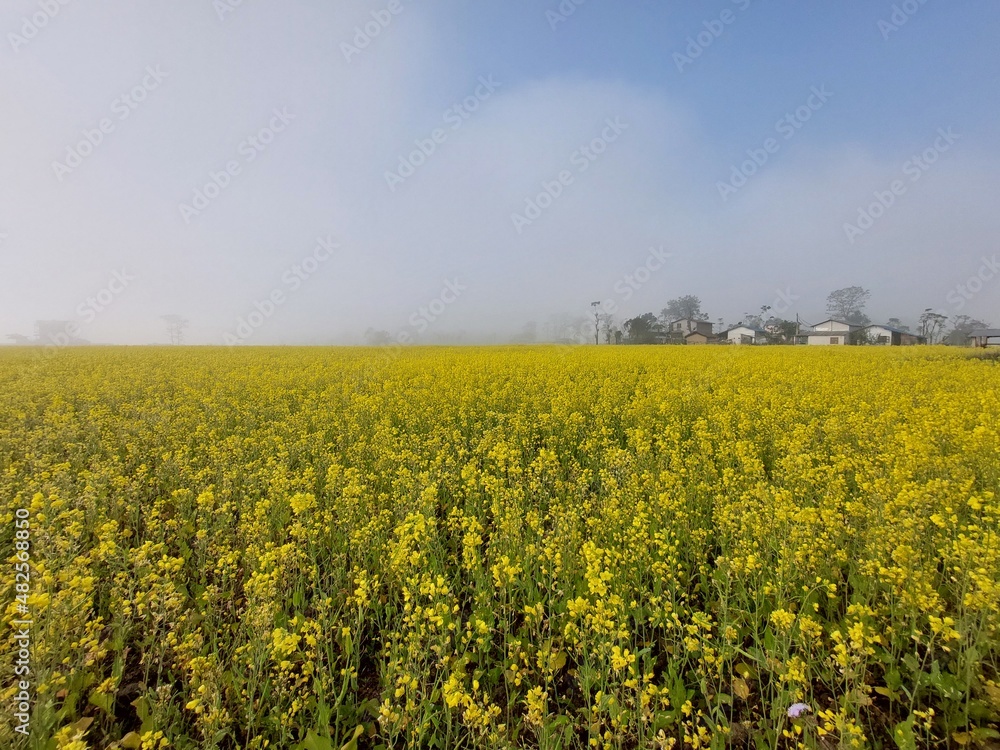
[0,345,998,748]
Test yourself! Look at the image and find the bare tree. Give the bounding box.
[918,309,948,344]
[945,315,990,346]
[661,295,704,323]
[743,304,772,329]
[826,286,871,325]
[600,314,616,344]
[162,315,190,345]
[591,302,601,344]
[363,327,391,346]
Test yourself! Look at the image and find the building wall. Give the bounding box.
[812,321,853,333]
[671,319,713,336]
[866,327,895,345]
[727,328,756,344]
[807,334,849,345]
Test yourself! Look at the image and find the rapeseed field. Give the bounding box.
[1,346,998,749]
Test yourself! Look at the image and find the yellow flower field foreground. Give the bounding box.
[1,346,998,749]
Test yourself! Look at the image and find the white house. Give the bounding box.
[725,325,766,345]
[799,319,858,346]
[969,328,1000,348]
[861,324,926,346]
[668,318,713,337]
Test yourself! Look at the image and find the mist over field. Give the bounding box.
[2,2,1000,346]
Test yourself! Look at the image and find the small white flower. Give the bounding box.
[787,702,811,718]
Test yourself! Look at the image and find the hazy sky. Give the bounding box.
[2,1,999,344]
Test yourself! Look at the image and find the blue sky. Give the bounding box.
[445,1,1000,166]
[2,1,999,344]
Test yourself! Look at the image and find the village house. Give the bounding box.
[684,330,715,345]
[725,325,766,345]
[861,324,926,346]
[668,318,713,337]
[968,328,1000,348]
[797,319,859,346]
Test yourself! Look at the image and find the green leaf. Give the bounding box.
[732,677,750,701]
[120,733,142,750]
[670,673,687,713]
[339,725,365,750]
[551,650,567,671]
[131,696,150,723]
[892,715,915,750]
[73,717,94,733]
[360,698,381,719]
[652,710,676,732]
[89,692,114,715]
[885,667,903,691]
[302,730,334,750]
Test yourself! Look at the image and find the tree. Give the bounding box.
[600,314,617,344]
[826,287,871,325]
[591,302,601,345]
[918,309,948,344]
[742,304,772,329]
[623,313,661,344]
[512,321,537,344]
[363,327,391,346]
[886,317,910,332]
[162,315,190,345]
[544,313,589,344]
[851,327,877,346]
[764,318,798,344]
[661,295,704,323]
[945,315,990,346]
